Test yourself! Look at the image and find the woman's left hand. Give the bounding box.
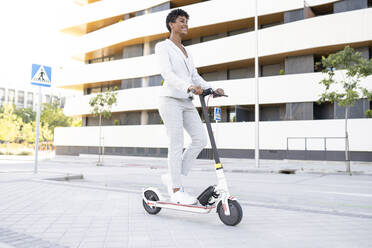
[215,88,225,96]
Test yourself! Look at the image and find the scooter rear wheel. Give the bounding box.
[143,190,161,215]
[217,200,243,226]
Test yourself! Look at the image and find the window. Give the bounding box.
[228,28,251,36]
[27,92,34,108]
[182,39,192,46]
[121,78,142,89]
[8,89,15,104]
[17,91,24,107]
[149,2,170,13]
[87,55,116,64]
[123,44,144,58]
[314,102,334,120]
[61,97,66,108]
[147,111,162,124]
[45,94,51,104]
[88,87,101,94]
[201,33,224,43]
[226,106,236,122]
[52,96,59,105]
[149,75,163,87]
[0,88,5,106]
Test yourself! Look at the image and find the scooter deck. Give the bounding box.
[146,199,216,214]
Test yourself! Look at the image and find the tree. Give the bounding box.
[14,107,35,124]
[41,102,72,133]
[89,87,118,166]
[0,104,22,143]
[317,46,372,173]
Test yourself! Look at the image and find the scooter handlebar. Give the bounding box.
[191,88,228,97]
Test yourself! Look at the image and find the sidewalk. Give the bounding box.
[51,154,372,176]
[1,155,372,247]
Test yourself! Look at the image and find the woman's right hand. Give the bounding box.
[188,85,203,95]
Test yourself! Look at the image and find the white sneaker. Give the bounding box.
[161,174,172,196]
[171,191,197,205]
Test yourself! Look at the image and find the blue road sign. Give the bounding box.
[31,64,52,87]
[214,107,221,121]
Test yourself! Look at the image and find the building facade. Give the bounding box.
[55,0,372,161]
[0,83,74,111]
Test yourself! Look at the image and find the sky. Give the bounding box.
[0,0,81,88]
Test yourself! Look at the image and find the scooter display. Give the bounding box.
[142,88,243,226]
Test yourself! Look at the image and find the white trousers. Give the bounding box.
[158,96,208,188]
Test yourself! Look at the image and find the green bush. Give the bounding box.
[17,151,33,156]
[280,69,285,75]
[366,109,372,118]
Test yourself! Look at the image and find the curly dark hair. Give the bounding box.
[166,9,189,33]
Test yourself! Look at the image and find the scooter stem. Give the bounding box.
[199,95,221,164]
[199,94,230,193]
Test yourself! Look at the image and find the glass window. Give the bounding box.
[52,96,58,104]
[61,97,66,108]
[8,89,15,104]
[45,94,51,104]
[0,88,5,106]
[27,92,34,108]
[149,75,163,87]
[17,91,24,107]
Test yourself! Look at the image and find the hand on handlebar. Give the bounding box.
[188,85,203,95]
[213,88,225,98]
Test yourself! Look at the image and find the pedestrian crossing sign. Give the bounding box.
[214,107,221,121]
[31,64,52,87]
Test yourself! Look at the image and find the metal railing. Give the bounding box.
[286,136,346,160]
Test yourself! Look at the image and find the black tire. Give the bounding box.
[217,200,243,226]
[143,190,161,215]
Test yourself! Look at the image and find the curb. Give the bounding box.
[43,173,84,181]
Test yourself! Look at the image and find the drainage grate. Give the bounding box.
[278,169,296,174]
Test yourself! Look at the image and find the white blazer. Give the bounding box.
[155,39,214,99]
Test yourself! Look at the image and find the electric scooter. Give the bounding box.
[142,88,243,226]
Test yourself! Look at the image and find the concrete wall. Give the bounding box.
[285,54,314,74]
[334,0,367,13]
[64,73,372,116]
[54,119,372,152]
[58,9,372,87]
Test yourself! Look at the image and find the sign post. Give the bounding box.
[214,107,221,146]
[31,64,52,174]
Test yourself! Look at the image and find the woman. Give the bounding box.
[155,9,225,204]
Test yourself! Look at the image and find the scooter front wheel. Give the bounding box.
[143,190,161,215]
[217,200,243,226]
